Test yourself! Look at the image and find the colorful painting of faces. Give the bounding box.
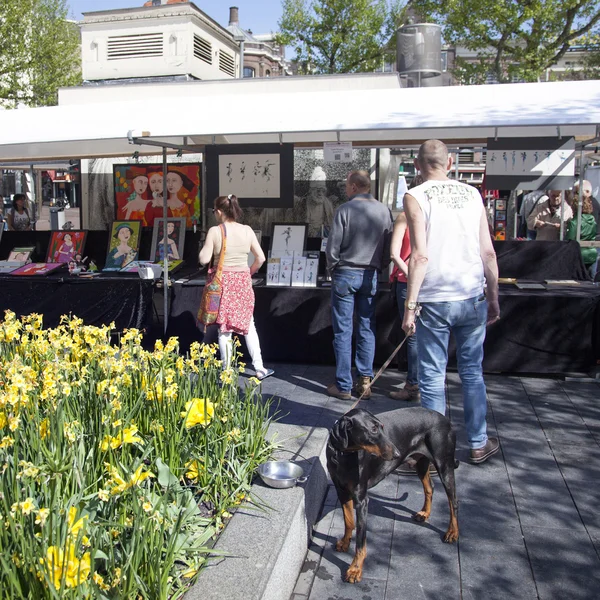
[46,231,87,264]
[113,163,201,228]
[103,220,142,272]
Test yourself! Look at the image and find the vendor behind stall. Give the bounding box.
[527,190,572,241]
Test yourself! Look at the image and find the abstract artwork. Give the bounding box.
[46,231,87,264]
[103,221,142,272]
[113,163,201,228]
[219,154,281,198]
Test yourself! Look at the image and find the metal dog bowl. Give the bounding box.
[257,460,307,489]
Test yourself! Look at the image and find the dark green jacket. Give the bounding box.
[567,214,597,266]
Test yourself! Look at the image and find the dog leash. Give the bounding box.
[349,305,421,411]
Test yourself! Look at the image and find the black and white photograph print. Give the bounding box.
[270,223,308,258]
[219,154,281,198]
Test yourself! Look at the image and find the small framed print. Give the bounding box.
[46,230,87,264]
[291,255,307,287]
[270,223,308,258]
[495,210,506,220]
[150,218,186,263]
[266,257,281,286]
[495,200,506,210]
[279,256,293,286]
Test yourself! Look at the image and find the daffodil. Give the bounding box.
[40,543,90,590]
[181,398,215,429]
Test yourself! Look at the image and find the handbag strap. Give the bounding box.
[213,223,227,277]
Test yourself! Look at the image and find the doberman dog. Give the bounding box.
[326,407,459,583]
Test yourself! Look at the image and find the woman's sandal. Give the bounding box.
[256,368,275,381]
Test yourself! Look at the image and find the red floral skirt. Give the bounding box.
[215,269,255,335]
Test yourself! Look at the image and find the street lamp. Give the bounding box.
[233,34,245,79]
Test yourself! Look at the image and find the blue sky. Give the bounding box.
[67,1,283,34]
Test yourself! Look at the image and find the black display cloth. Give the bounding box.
[494,240,590,281]
[167,282,600,375]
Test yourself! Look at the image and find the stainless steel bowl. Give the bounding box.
[257,460,307,489]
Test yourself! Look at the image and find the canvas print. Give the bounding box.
[150,218,186,263]
[266,257,281,286]
[270,223,307,258]
[292,255,307,287]
[305,252,319,287]
[279,256,293,286]
[11,263,64,276]
[103,221,142,271]
[113,163,201,228]
[46,231,87,264]
[8,246,35,262]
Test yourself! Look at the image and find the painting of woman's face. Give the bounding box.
[133,175,148,195]
[166,172,183,196]
[167,222,175,235]
[149,173,163,193]
[118,227,132,243]
[64,233,72,243]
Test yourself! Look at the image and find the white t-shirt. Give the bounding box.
[409,179,485,302]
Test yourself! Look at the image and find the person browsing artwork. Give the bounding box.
[105,223,137,270]
[198,194,274,381]
[7,194,32,231]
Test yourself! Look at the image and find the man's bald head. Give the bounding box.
[416,140,450,174]
[573,179,592,195]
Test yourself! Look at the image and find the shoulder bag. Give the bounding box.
[197,224,227,331]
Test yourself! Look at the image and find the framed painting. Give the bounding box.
[46,230,87,264]
[11,263,64,276]
[205,144,294,208]
[149,218,186,263]
[8,246,35,262]
[270,223,308,258]
[113,163,201,228]
[103,221,142,272]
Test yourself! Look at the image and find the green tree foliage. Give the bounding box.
[409,0,600,83]
[278,0,405,74]
[0,0,81,107]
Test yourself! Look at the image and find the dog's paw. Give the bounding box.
[335,537,351,552]
[345,566,362,584]
[413,510,430,522]
[443,528,459,543]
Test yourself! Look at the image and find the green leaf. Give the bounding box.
[156,457,180,488]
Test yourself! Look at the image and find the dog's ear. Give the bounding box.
[330,415,353,451]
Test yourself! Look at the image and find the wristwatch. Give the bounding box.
[405,301,418,311]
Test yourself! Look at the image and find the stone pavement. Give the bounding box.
[289,369,600,600]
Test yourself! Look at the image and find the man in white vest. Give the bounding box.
[402,140,501,464]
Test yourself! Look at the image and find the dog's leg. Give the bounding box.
[437,465,459,543]
[335,495,355,553]
[345,496,368,583]
[413,457,433,522]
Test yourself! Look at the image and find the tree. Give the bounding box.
[408,0,600,83]
[277,0,405,74]
[0,0,81,107]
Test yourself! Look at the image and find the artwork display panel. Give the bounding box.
[113,163,201,228]
[149,218,186,263]
[270,223,307,258]
[46,231,87,264]
[103,221,142,272]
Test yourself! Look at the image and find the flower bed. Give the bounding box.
[0,311,275,599]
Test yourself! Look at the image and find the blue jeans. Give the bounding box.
[589,248,600,281]
[331,269,377,392]
[416,295,489,449]
[395,282,418,385]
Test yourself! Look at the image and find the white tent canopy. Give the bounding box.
[0,76,599,162]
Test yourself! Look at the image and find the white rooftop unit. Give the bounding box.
[80,3,240,82]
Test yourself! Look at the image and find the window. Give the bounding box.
[265,69,271,77]
[243,66,255,78]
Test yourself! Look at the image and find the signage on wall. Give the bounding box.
[485,137,575,190]
[324,142,353,163]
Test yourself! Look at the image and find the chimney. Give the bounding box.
[229,6,239,26]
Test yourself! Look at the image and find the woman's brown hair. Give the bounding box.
[214,194,243,222]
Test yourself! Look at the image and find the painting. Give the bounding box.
[46,231,87,264]
[205,144,294,208]
[11,263,64,276]
[149,218,186,263]
[270,223,308,258]
[8,246,35,262]
[103,221,142,272]
[113,163,201,228]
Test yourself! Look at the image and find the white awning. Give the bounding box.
[0,77,599,162]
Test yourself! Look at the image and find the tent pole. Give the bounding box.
[162,148,169,336]
[576,150,585,242]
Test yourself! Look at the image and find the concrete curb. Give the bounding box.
[186,420,330,600]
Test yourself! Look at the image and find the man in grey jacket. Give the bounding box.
[326,170,393,399]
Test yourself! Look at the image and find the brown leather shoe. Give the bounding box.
[389,383,420,401]
[326,383,352,400]
[353,376,372,399]
[469,437,500,464]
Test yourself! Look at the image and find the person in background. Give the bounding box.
[566,192,597,276]
[403,139,501,466]
[518,191,545,239]
[7,194,32,231]
[325,170,393,400]
[527,190,573,241]
[572,180,600,279]
[198,194,274,381]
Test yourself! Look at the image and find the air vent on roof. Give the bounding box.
[219,50,235,77]
[107,33,163,61]
[193,34,212,64]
